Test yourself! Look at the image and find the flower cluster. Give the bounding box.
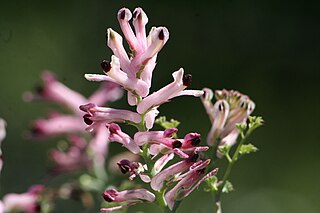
[79,7,218,212]
[1,6,262,213]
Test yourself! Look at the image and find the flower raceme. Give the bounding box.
[201,88,255,149]
[16,6,260,213]
[79,7,215,211]
[24,71,122,174]
[101,189,155,212]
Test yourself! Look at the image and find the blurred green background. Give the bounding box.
[0,0,319,212]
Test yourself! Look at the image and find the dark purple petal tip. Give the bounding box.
[182,74,192,86]
[172,140,182,148]
[83,114,93,125]
[79,103,96,112]
[101,60,112,73]
[158,29,165,40]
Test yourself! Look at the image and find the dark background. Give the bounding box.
[0,0,319,212]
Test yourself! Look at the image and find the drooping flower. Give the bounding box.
[101,188,155,212]
[201,88,255,148]
[2,185,44,213]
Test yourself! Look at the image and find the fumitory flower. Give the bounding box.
[49,135,91,174]
[24,71,122,173]
[101,188,155,212]
[117,159,151,183]
[201,88,255,149]
[164,161,218,210]
[24,71,123,138]
[0,185,44,213]
[134,128,207,158]
[106,123,141,154]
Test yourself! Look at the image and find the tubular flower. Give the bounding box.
[150,153,201,191]
[85,56,150,97]
[101,189,155,212]
[79,103,141,128]
[106,123,141,154]
[117,159,150,183]
[24,71,123,138]
[24,71,123,176]
[201,88,255,148]
[86,7,169,105]
[49,135,91,174]
[164,161,218,210]
[137,69,204,114]
[134,128,207,157]
[2,185,44,213]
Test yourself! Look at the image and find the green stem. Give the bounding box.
[135,110,170,212]
[214,127,255,212]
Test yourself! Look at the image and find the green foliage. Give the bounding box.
[204,176,218,192]
[239,143,258,155]
[155,116,180,137]
[218,145,231,156]
[155,116,180,129]
[222,181,234,194]
[248,116,264,130]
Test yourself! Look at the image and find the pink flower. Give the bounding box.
[106,123,141,154]
[115,8,169,86]
[49,135,91,174]
[31,114,85,139]
[134,128,207,157]
[2,185,44,213]
[150,153,200,191]
[117,159,150,183]
[164,161,218,210]
[25,71,122,173]
[86,7,170,106]
[80,103,141,128]
[201,88,255,147]
[85,56,150,97]
[25,71,123,138]
[137,69,204,114]
[101,188,155,212]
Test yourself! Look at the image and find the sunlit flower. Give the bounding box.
[101,188,155,212]
[117,159,150,183]
[106,123,141,154]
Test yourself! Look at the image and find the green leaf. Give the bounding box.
[155,116,180,129]
[222,181,234,193]
[239,143,258,155]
